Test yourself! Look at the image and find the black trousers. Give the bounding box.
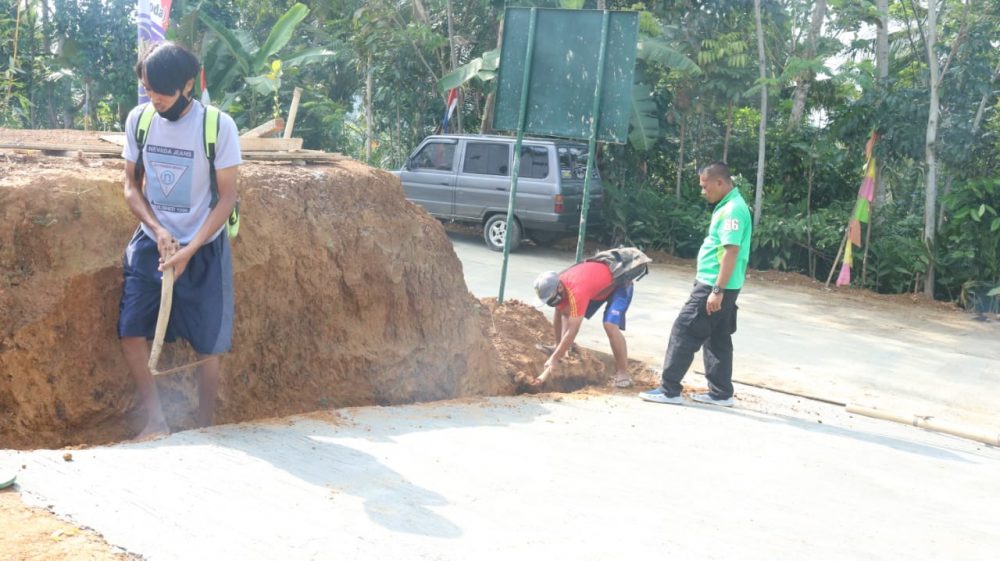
[660,282,740,399]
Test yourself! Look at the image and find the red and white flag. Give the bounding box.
[200,67,211,105]
[442,88,458,133]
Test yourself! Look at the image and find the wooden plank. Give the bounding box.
[241,118,285,138]
[242,151,345,162]
[1,140,342,162]
[0,141,120,154]
[283,88,303,139]
[239,137,303,152]
[100,134,126,146]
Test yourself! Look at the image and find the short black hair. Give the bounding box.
[698,161,732,185]
[135,42,200,96]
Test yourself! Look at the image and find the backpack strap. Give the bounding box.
[133,103,157,185]
[203,105,221,208]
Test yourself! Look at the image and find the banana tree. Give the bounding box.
[197,3,333,106]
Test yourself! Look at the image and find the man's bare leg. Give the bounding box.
[121,337,168,438]
[604,322,631,387]
[195,355,221,427]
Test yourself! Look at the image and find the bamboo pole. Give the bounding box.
[824,227,849,288]
[3,0,24,111]
[847,403,1000,447]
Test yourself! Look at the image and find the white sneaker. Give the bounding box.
[639,388,683,405]
[691,393,734,407]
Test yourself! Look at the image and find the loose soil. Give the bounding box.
[1,151,513,449]
[0,145,633,559]
[1,148,641,451]
[0,488,137,560]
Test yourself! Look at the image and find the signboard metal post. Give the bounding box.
[497,8,538,304]
[575,10,610,263]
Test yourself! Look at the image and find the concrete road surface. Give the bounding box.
[5,388,999,560]
[450,231,1000,429]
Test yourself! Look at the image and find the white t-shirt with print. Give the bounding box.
[122,101,242,244]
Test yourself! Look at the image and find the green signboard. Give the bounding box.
[493,8,638,143]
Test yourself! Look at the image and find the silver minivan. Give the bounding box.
[392,134,603,251]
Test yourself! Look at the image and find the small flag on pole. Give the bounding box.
[137,0,173,103]
[835,131,877,287]
[836,243,853,287]
[441,88,458,133]
[200,67,211,105]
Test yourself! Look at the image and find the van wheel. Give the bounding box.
[484,215,521,252]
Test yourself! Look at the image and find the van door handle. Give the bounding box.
[438,181,449,185]
[495,187,506,191]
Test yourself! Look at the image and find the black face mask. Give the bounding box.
[158,93,191,121]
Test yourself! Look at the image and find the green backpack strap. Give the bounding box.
[203,105,220,208]
[202,104,240,239]
[133,103,157,184]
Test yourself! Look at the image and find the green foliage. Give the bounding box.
[628,83,659,151]
[637,36,703,76]
[603,181,706,256]
[437,48,499,94]
[940,176,1000,287]
[199,3,331,100]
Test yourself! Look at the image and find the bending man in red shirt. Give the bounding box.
[532,261,634,387]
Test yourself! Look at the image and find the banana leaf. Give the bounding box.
[629,83,659,151]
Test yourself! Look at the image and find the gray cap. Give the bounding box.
[533,271,561,307]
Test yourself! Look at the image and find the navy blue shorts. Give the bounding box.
[117,228,234,355]
[585,283,633,330]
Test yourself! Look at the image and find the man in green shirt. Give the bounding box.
[640,161,752,407]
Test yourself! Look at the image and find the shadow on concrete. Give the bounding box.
[697,404,975,463]
[138,397,554,538]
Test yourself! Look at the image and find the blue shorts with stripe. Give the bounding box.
[584,283,633,330]
[117,228,234,355]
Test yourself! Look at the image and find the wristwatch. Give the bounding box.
[711,285,722,295]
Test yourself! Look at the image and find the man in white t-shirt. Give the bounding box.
[119,42,241,439]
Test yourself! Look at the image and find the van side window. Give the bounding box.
[412,142,456,171]
[464,142,510,176]
[521,146,549,179]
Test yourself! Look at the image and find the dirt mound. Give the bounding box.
[0,153,514,449]
[477,298,608,392]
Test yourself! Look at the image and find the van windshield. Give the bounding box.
[557,145,599,180]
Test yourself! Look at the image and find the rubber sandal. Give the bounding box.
[612,374,633,388]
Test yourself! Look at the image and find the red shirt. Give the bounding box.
[557,262,614,317]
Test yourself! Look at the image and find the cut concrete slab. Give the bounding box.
[4,388,999,560]
[450,232,1000,428]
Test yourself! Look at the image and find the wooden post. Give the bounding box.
[283,87,303,139]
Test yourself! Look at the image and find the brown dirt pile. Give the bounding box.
[476,298,609,392]
[0,152,514,449]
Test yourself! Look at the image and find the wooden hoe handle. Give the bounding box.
[148,267,175,376]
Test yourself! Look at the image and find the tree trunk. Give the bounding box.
[971,59,1000,134]
[480,15,504,134]
[753,0,767,228]
[446,0,462,133]
[722,103,733,163]
[83,81,91,132]
[807,154,815,278]
[788,0,827,130]
[874,0,890,208]
[923,0,939,298]
[675,116,686,198]
[691,106,704,171]
[365,54,374,164]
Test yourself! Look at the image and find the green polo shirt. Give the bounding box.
[696,187,752,289]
